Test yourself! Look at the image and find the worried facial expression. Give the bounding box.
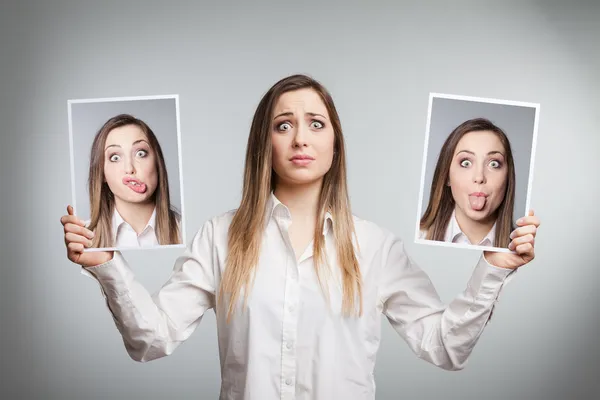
[448,130,509,223]
[103,124,158,205]
[270,88,335,187]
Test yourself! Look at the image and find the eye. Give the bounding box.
[277,122,292,132]
[310,120,324,129]
[489,160,501,168]
[109,154,121,162]
[136,149,148,158]
[460,159,472,168]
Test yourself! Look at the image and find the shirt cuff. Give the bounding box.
[467,254,518,302]
[79,252,133,296]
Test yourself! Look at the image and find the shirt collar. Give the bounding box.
[112,206,157,243]
[266,191,333,236]
[445,209,496,246]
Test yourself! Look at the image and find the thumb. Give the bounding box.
[67,205,74,216]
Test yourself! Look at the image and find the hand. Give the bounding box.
[61,205,114,268]
[484,209,540,270]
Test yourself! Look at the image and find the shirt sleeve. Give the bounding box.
[80,218,217,362]
[378,233,517,371]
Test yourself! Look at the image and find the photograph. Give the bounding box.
[67,95,186,252]
[415,93,540,253]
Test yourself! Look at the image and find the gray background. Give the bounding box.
[1,1,598,399]
[419,97,537,240]
[69,97,183,222]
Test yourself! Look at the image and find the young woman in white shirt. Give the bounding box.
[419,118,517,248]
[84,114,182,249]
[60,75,540,400]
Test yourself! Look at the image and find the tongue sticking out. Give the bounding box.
[127,182,147,194]
[469,195,486,211]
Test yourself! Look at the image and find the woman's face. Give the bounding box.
[103,124,158,205]
[448,130,508,223]
[270,88,335,187]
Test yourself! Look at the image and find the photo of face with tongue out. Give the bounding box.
[419,118,516,249]
[85,113,183,249]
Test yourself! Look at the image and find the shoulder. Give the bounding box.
[350,214,401,251]
[192,208,237,243]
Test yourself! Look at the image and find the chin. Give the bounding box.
[464,208,496,222]
[281,173,324,186]
[116,191,153,204]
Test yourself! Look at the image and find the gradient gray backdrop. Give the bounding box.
[1,1,598,399]
[418,96,537,247]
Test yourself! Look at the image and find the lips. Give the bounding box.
[122,176,147,194]
[468,192,488,211]
[290,154,315,166]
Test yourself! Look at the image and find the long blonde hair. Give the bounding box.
[218,74,363,322]
[87,114,181,247]
[419,118,516,247]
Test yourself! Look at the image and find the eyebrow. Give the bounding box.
[456,150,505,157]
[272,111,327,120]
[105,139,150,151]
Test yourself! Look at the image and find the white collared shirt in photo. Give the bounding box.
[419,209,496,247]
[111,207,159,248]
[445,209,496,246]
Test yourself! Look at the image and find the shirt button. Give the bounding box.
[285,378,292,385]
[286,342,293,349]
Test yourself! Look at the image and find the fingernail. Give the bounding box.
[517,218,523,225]
[89,231,95,238]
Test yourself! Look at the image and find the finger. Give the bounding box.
[64,223,95,239]
[67,205,74,215]
[516,215,540,228]
[65,232,94,248]
[510,225,537,240]
[61,214,86,227]
[515,242,534,258]
[508,233,535,251]
[67,241,85,254]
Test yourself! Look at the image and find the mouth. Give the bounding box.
[468,192,488,211]
[290,154,315,166]
[122,176,147,194]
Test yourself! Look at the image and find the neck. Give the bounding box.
[114,198,155,234]
[273,179,322,224]
[454,207,496,244]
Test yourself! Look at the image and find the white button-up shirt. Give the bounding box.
[83,193,517,400]
[112,207,159,248]
[445,209,496,246]
[419,209,497,247]
[83,208,160,249]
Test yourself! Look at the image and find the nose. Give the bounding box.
[292,122,309,148]
[123,155,135,175]
[472,164,486,184]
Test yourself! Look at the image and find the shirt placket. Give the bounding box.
[277,217,300,400]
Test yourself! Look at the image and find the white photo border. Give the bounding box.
[67,94,187,252]
[414,92,541,254]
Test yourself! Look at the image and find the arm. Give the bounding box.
[81,219,217,362]
[378,234,517,371]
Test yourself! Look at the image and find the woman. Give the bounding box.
[85,114,182,249]
[60,75,540,399]
[419,118,516,248]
